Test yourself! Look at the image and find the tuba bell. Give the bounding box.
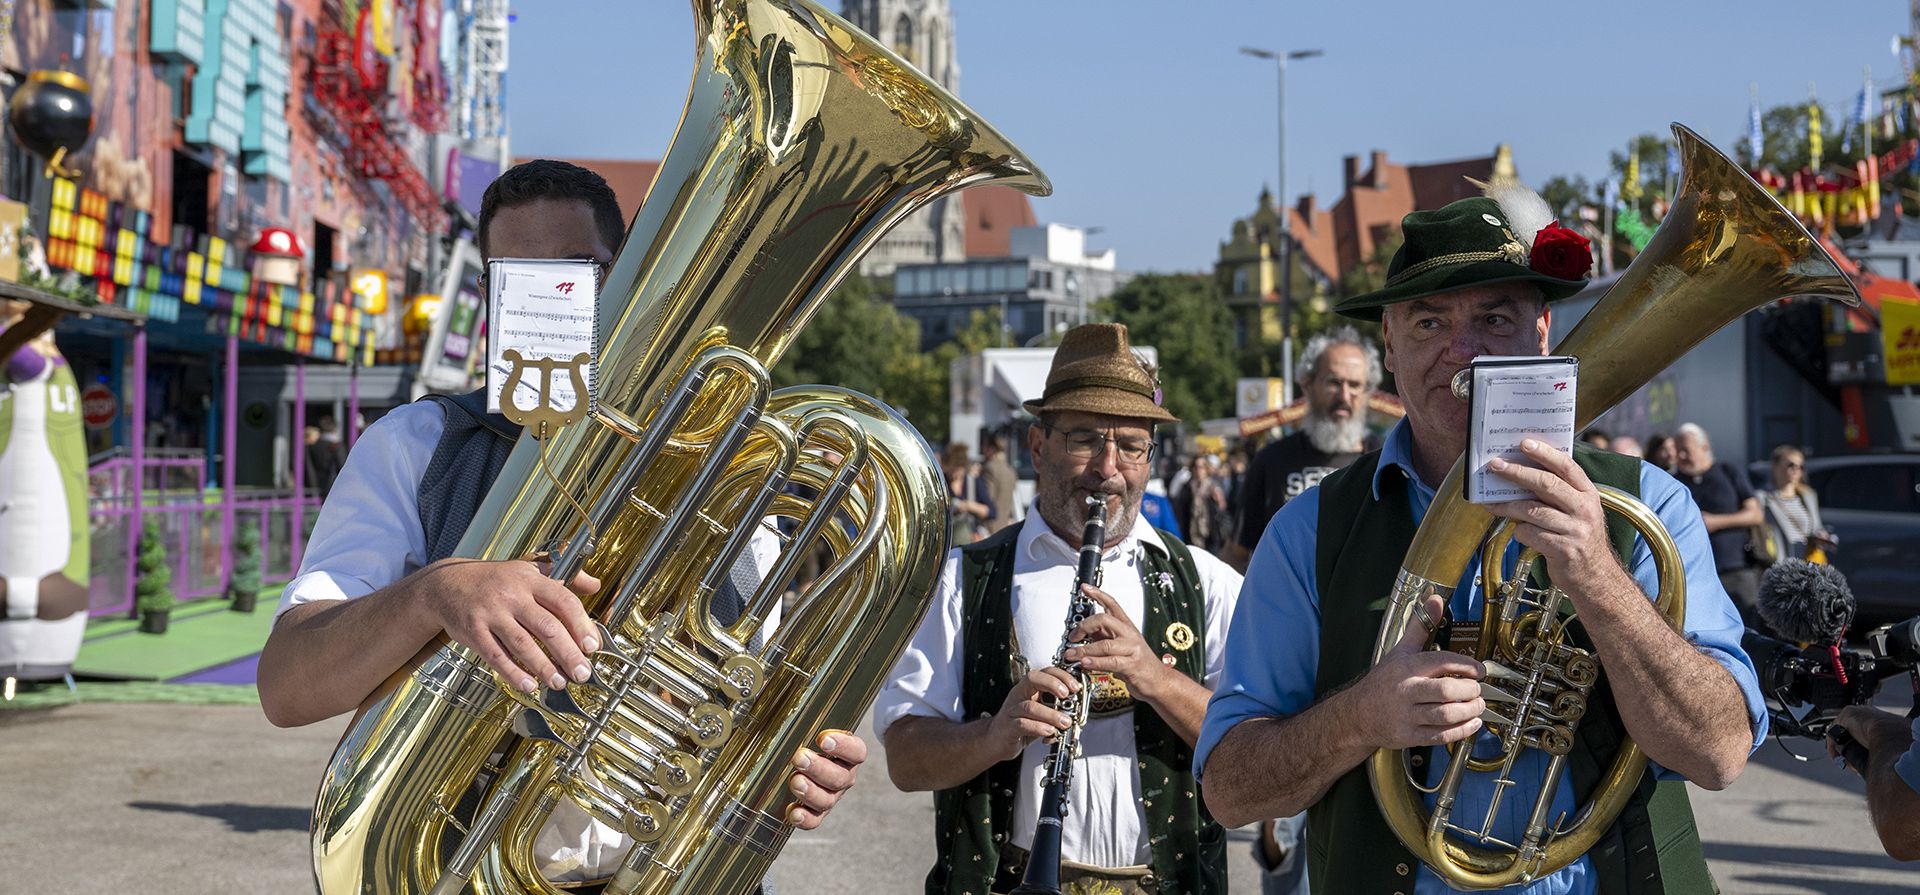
[309,2,1049,894]
[1367,124,1857,889]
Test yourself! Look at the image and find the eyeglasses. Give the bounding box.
[1780,461,1804,470]
[1042,424,1156,466]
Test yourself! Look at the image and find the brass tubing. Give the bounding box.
[600,349,770,625]
[549,347,735,586]
[1368,123,1857,890]
[311,2,1037,892]
[735,415,868,631]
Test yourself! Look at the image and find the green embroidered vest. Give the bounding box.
[925,520,1227,895]
[1307,445,1716,895]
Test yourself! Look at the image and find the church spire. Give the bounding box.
[841,0,958,92]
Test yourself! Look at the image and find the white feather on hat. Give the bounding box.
[1469,177,1556,250]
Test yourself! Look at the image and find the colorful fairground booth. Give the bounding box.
[38,181,380,626]
[0,0,458,681]
[1237,389,1407,440]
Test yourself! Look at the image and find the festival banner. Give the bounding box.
[1883,296,1920,386]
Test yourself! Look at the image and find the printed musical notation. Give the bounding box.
[485,258,599,418]
[500,309,593,325]
[1465,355,1577,504]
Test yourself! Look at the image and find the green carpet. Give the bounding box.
[71,584,285,681]
[82,596,232,639]
[0,680,259,710]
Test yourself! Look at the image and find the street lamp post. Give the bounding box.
[1241,45,1322,400]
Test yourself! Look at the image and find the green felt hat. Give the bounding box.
[1333,195,1591,321]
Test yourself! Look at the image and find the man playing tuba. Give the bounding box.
[257,161,867,892]
[1196,194,1768,894]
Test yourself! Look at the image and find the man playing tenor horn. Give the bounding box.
[1196,189,1767,894]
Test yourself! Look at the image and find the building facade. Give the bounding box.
[892,224,1129,350]
[4,1,461,614]
[1214,186,1335,353]
[840,0,966,277]
[1215,144,1517,351]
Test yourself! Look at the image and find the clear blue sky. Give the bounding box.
[509,1,1912,273]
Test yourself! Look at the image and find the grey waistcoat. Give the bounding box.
[415,388,760,618]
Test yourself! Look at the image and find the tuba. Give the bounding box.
[310,3,1048,894]
[1367,124,1857,890]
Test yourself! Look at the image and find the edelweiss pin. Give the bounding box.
[1497,228,1528,266]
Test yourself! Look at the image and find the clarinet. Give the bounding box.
[1012,494,1108,895]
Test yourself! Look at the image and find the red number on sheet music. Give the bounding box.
[555,281,575,295]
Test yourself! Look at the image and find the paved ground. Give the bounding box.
[2,692,1915,894]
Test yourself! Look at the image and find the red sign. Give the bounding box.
[81,384,116,428]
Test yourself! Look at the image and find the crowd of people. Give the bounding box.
[255,163,1917,895]
[945,396,1848,644]
[1576,423,1839,633]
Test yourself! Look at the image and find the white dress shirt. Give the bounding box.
[277,399,783,881]
[873,504,1241,869]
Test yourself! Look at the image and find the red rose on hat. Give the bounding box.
[1529,222,1592,280]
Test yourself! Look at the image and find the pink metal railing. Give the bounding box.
[87,450,320,617]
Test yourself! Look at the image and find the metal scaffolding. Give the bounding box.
[459,0,511,158]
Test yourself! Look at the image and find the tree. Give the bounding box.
[1748,102,1837,174]
[1324,234,1393,350]
[1337,232,1401,305]
[914,308,1010,446]
[774,275,911,397]
[772,275,952,444]
[228,522,262,612]
[1604,132,1680,212]
[949,307,1005,355]
[1539,175,1593,222]
[134,520,173,633]
[1099,274,1237,425]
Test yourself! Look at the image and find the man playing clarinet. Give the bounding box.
[874,323,1242,894]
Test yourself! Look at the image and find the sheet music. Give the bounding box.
[1466,355,1577,504]
[485,258,598,417]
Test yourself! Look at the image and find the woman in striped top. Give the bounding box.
[1762,445,1836,563]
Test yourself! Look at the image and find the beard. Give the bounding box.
[1303,410,1368,454]
[1035,474,1140,547]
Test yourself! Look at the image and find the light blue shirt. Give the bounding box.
[1194,420,1767,895]
[1896,718,1920,794]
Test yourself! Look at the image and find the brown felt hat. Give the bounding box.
[1022,323,1178,424]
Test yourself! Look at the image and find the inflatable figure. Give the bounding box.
[0,302,90,696]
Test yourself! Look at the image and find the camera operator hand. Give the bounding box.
[1828,705,1920,862]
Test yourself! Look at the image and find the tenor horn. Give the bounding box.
[1367,124,1856,889]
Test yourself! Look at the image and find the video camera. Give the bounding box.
[1742,559,1918,748]
[1745,616,1919,740]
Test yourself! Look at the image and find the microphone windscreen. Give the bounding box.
[1757,559,1855,644]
